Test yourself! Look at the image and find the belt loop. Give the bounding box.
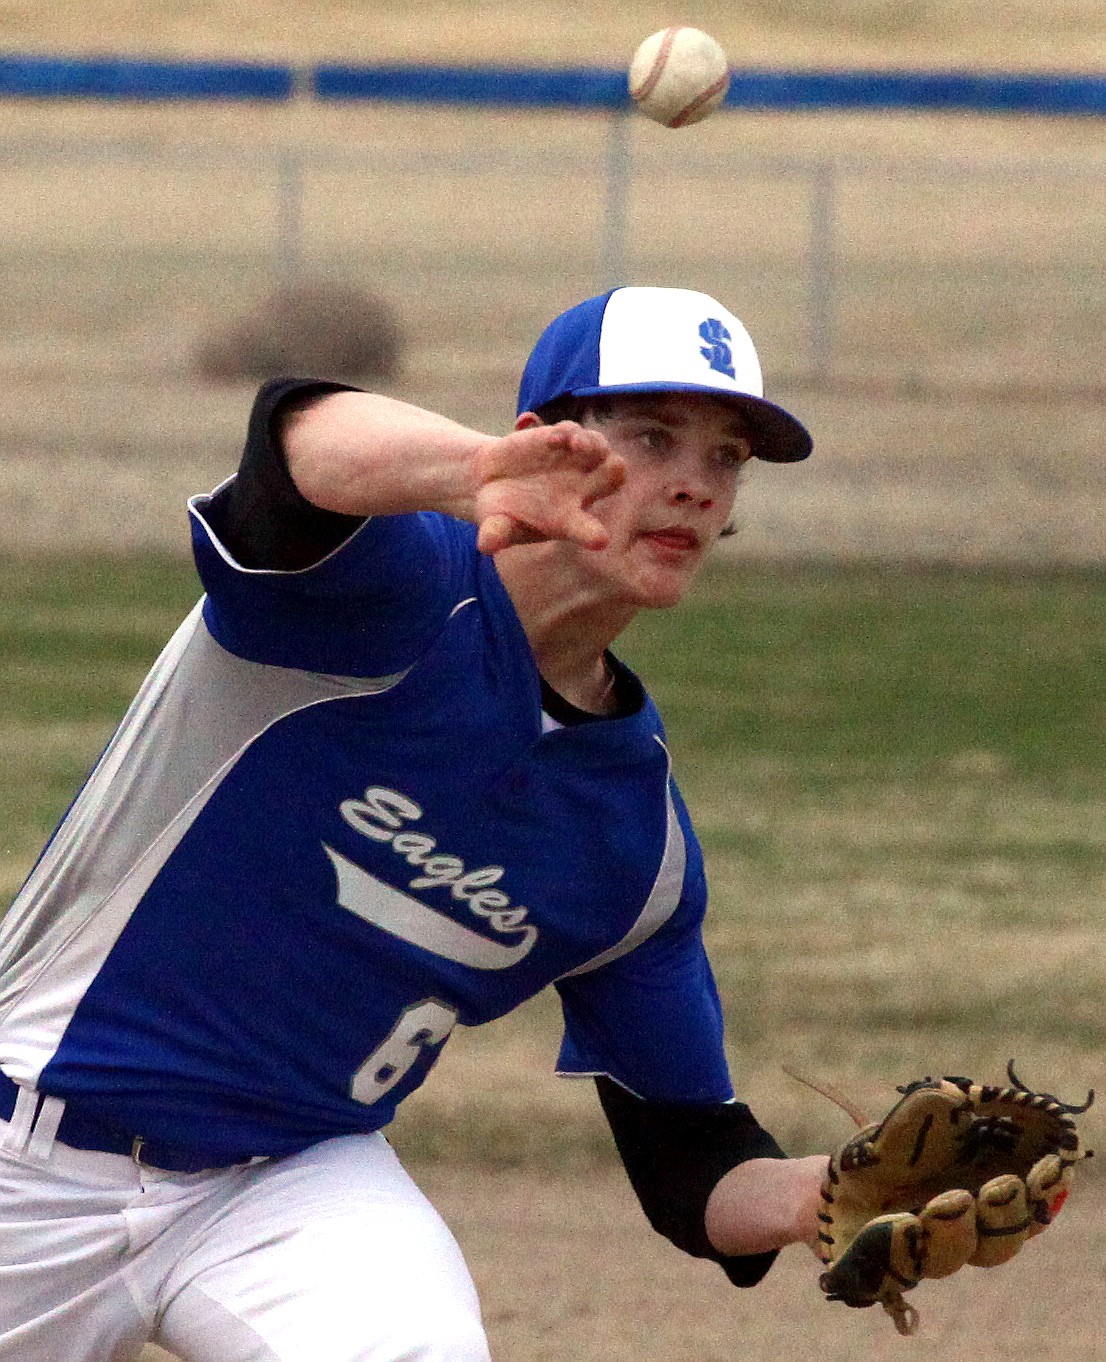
[1,1085,42,1154]
[26,1094,65,1160]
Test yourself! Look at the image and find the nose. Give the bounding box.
[668,475,715,511]
[664,443,727,510]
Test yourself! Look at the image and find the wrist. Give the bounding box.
[705,1154,830,1257]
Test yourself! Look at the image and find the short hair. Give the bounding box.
[532,394,614,426]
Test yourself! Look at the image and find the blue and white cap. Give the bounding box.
[517,286,811,463]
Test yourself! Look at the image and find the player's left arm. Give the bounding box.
[703,1144,828,1256]
[560,938,826,1284]
[595,1076,826,1285]
[561,783,828,1284]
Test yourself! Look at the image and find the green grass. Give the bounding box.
[0,555,202,894]
[610,562,1105,1151]
[621,562,1106,781]
[1,554,1102,1161]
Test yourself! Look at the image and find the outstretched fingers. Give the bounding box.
[475,512,522,557]
[475,498,612,556]
[473,422,625,554]
[477,421,614,481]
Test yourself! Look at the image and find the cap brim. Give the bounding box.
[566,382,812,463]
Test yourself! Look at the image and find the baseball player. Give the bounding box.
[0,285,829,1362]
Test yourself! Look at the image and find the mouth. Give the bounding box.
[641,526,702,554]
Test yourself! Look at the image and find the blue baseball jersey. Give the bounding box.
[0,497,734,1162]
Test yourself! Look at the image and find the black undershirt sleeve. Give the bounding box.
[206,377,367,571]
[595,1075,787,1288]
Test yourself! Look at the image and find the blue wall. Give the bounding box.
[0,55,293,101]
[0,54,1103,117]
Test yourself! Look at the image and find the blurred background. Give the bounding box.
[0,6,1101,1359]
[0,1,1100,560]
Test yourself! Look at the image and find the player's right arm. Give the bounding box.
[282,387,624,556]
[195,378,623,672]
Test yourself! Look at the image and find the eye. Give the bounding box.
[714,441,752,469]
[637,426,672,452]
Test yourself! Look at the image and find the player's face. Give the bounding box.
[571,392,753,607]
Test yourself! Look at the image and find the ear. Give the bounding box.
[514,411,543,432]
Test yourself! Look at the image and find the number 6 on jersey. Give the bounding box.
[350,998,458,1105]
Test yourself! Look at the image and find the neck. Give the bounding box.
[495,545,638,713]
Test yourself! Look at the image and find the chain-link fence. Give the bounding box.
[1,124,1102,383]
[0,113,1101,559]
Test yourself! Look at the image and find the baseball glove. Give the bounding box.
[813,1062,1094,1335]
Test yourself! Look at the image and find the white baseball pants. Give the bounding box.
[0,1093,491,1362]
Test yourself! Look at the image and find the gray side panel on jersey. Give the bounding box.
[0,602,407,1082]
[559,739,687,979]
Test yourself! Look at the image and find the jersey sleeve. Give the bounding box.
[554,903,734,1105]
[187,380,479,677]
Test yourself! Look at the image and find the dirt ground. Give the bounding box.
[136,1163,1105,1362]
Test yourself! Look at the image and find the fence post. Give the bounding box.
[276,148,303,284]
[601,111,631,289]
[807,160,836,382]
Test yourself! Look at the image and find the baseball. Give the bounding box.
[628,27,731,128]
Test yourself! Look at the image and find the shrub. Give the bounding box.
[194,282,405,384]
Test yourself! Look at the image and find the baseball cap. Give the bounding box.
[517,286,812,463]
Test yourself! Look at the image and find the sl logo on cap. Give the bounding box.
[698,318,736,379]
